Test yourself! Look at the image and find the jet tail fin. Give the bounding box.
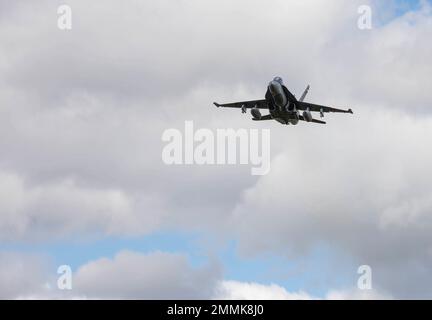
[299,85,310,102]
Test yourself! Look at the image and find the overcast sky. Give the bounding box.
[0,0,432,299]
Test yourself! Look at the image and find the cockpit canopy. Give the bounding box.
[273,77,284,85]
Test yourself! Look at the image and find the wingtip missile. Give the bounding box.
[339,107,354,114]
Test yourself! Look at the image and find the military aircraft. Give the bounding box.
[213,77,353,125]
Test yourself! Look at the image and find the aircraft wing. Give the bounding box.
[213,99,269,109]
[297,101,353,114]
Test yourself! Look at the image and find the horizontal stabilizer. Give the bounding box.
[252,114,273,121]
[311,118,326,124]
[299,114,326,124]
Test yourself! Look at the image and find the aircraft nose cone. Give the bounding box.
[269,80,281,94]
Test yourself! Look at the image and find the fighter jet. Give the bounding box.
[213,77,353,125]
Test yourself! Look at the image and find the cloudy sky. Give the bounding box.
[0,0,431,299]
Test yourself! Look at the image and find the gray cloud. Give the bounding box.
[73,250,221,299]
[0,252,52,299]
[0,170,166,241]
[0,250,387,300]
[0,0,431,298]
[1,0,363,102]
[0,250,221,299]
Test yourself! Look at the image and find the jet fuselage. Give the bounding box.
[265,77,300,125]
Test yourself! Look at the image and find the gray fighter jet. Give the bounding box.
[214,77,353,125]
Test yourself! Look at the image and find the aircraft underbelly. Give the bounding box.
[272,111,299,125]
[275,118,287,125]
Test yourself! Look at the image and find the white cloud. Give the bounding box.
[214,281,315,300]
[214,280,391,300]
[326,288,391,300]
